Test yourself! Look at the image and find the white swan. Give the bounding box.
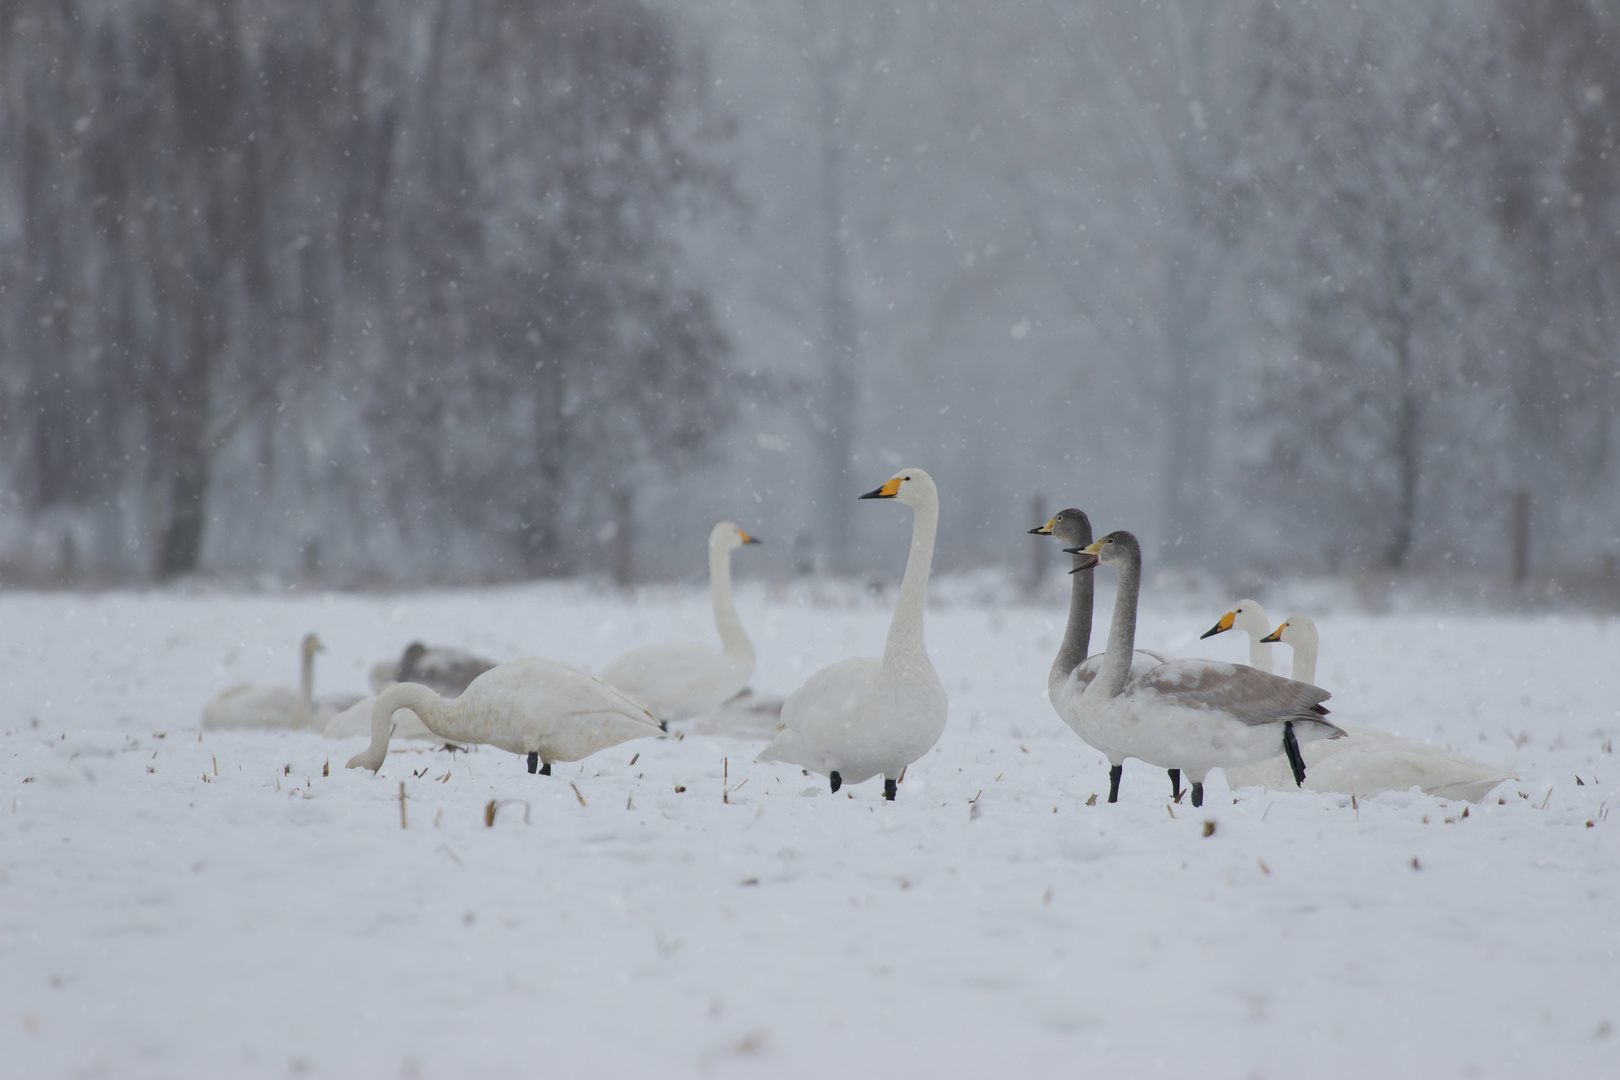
[599,521,760,723]
[367,641,496,698]
[1067,532,1345,807]
[758,468,947,800]
[202,634,358,730]
[347,658,664,774]
[1224,616,1515,802]
[1031,509,1180,801]
[1200,600,1275,672]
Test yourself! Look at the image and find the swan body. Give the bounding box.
[759,469,947,798]
[687,689,786,737]
[347,658,663,773]
[1031,508,1181,799]
[202,634,354,730]
[1223,616,1514,802]
[1068,532,1345,806]
[599,522,759,723]
[322,692,436,742]
[367,642,496,698]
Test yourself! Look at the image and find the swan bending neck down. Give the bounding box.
[347,658,663,774]
[758,468,947,801]
[597,522,760,723]
[1031,509,1182,801]
[1068,531,1344,808]
[1201,600,1275,673]
[1220,615,1515,802]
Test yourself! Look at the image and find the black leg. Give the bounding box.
[1191,782,1204,808]
[1168,768,1182,800]
[829,770,842,793]
[1282,720,1306,787]
[884,777,897,801]
[527,752,538,774]
[539,761,551,776]
[1108,764,1123,804]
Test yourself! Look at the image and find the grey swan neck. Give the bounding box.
[1052,546,1095,693]
[884,495,938,670]
[1095,552,1141,698]
[709,537,753,662]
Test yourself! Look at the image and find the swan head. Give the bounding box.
[1068,530,1139,572]
[1261,614,1317,647]
[710,521,762,551]
[301,633,326,658]
[1202,600,1269,641]
[858,467,935,508]
[395,641,429,681]
[1028,507,1093,548]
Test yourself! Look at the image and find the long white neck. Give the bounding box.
[1289,621,1319,684]
[347,683,451,772]
[1095,553,1140,697]
[709,538,752,661]
[294,647,316,726]
[884,492,938,670]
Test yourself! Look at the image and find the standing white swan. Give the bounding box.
[1030,509,1180,801]
[1200,600,1276,672]
[758,469,947,800]
[1223,616,1515,802]
[1066,532,1345,807]
[346,658,664,774]
[599,521,760,723]
[202,634,358,730]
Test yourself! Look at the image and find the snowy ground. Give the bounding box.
[2,577,1616,1078]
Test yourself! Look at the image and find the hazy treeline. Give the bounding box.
[2,0,1617,585]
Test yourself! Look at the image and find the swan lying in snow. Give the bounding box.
[347,658,663,775]
[202,634,360,730]
[1030,508,1179,801]
[367,641,496,698]
[1222,615,1515,803]
[1065,532,1345,808]
[758,469,947,801]
[600,521,760,724]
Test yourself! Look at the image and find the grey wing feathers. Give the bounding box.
[1138,660,1338,730]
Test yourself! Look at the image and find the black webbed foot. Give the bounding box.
[1282,720,1306,786]
[527,752,538,774]
[1168,768,1182,800]
[1107,764,1123,804]
[829,770,842,793]
[1190,782,1204,808]
[539,761,551,776]
[884,777,897,801]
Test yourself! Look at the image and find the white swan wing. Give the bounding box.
[758,657,883,770]
[599,641,747,720]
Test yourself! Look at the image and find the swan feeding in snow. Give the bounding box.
[1223,615,1515,802]
[758,468,947,801]
[599,521,760,723]
[1200,600,1276,673]
[1065,532,1345,807]
[1029,509,1182,800]
[366,641,496,698]
[202,633,359,730]
[347,658,663,774]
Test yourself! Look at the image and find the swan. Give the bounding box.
[1030,509,1182,801]
[1200,600,1276,672]
[202,634,358,730]
[367,641,496,698]
[758,468,947,800]
[599,521,760,723]
[1223,616,1515,802]
[1066,532,1345,807]
[346,658,664,774]
[322,690,437,742]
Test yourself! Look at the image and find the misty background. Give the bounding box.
[2,0,1616,595]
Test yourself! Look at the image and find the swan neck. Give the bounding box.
[296,647,315,724]
[350,683,448,772]
[1248,634,1274,674]
[884,494,938,666]
[1290,628,1319,684]
[1096,555,1140,696]
[1052,554,1094,690]
[709,539,752,659]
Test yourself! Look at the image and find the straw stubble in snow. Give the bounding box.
[0,584,1615,1077]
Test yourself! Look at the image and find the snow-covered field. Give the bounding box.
[2,578,1616,1078]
